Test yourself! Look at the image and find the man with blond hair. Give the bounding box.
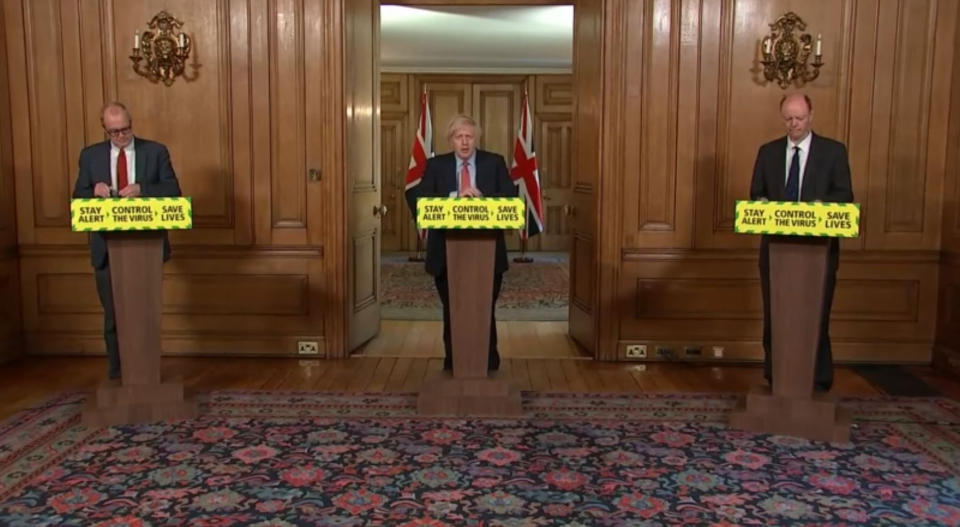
[750,93,854,392]
[72,102,181,379]
[406,114,518,371]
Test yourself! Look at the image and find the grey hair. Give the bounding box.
[446,114,482,140]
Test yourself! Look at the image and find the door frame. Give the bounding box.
[336,0,612,359]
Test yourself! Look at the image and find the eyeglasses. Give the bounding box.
[105,126,132,137]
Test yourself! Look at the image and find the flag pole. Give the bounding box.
[409,233,425,262]
[513,236,533,263]
[513,212,532,264]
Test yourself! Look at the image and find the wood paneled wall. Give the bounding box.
[2,0,347,358]
[0,0,21,363]
[2,0,958,365]
[600,0,958,362]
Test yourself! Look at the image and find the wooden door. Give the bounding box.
[380,74,411,251]
[525,75,574,252]
[568,0,602,355]
[346,0,381,350]
[419,81,472,155]
[380,112,408,252]
[532,115,574,251]
[472,83,521,161]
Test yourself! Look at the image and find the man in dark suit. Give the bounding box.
[72,102,182,379]
[406,114,518,371]
[749,93,854,392]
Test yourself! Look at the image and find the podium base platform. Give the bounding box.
[418,371,522,416]
[729,386,851,443]
[83,379,198,427]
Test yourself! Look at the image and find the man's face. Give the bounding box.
[103,110,133,148]
[781,98,813,142]
[449,125,477,160]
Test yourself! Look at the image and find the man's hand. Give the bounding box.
[119,183,141,198]
[458,186,483,198]
[94,182,112,198]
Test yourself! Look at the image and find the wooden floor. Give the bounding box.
[360,320,589,358]
[1,321,958,422]
[2,354,959,423]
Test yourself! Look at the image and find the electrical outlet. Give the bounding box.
[712,346,724,358]
[297,341,320,355]
[625,344,647,358]
[656,346,674,359]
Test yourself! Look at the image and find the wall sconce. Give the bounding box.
[760,12,824,89]
[129,11,194,86]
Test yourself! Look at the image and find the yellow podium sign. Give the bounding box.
[417,197,526,230]
[71,197,193,232]
[735,200,860,238]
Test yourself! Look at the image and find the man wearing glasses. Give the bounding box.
[72,102,181,379]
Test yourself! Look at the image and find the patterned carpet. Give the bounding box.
[381,252,568,321]
[2,391,960,525]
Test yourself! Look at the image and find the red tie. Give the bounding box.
[460,161,470,193]
[117,148,128,191]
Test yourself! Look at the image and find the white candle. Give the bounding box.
[134,31,140,50]
[179,33,185,49]
[765,37,772,55]
[816,33,822,56]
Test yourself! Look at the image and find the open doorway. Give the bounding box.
[362,3,587,360]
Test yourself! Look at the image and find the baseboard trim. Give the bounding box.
[0,337,23,364]
[22,334,329,359]
[933,345,960,378]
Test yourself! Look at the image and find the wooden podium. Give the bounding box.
[82,231,196,427]
[729,236,851,442]
[417,231,522,416]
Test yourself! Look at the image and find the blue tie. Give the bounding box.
[785,146,800,201]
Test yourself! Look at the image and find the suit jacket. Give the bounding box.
[407,150,518,277]
[749,132,854,268]
[72,138,182,270]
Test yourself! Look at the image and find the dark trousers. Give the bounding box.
[434,272,503,370]
[760,258,836,389]
[94,266,121,378]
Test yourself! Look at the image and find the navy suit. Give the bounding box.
[749,132,854,389]
[407,150,518,369]
[72,138,181,377]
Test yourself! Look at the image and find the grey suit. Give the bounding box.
[72,138,181,377]
[749,132,854,390]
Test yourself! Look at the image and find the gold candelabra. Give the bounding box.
[130,11,194,86]
[760,12,824,89]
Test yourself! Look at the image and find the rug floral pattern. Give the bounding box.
[2,392,960,525]
[380,253,568,321]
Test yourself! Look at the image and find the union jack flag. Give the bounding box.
[510,92,544,239]
[404,90,433,240]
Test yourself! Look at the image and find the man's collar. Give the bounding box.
[788,132,812,150]
[456,151,477,167]
[110,137,136,152]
